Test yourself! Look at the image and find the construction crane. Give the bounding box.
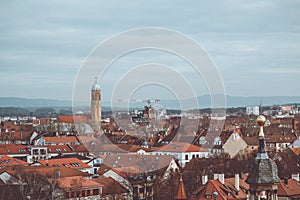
[117,98,161,125]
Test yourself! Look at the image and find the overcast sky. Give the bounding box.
[1,0,300,101]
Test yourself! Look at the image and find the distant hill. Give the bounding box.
[0,97,71,107]
[1,96,300,109]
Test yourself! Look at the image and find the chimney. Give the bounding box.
[284,178,289,185]
[213,174,219,180]
[55,170,61,178]
[218,174,224,185]
[291,173,300,182]
[109,117,114,132]
[292,119,296,130]
[235,174,240,191]
[202,175,208,185]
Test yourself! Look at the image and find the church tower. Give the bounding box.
[246,113,280,200]
[91,77,101,131]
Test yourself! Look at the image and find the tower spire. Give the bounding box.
[259,100,263,115]
[256,113,268,159]
[174,174,187,200]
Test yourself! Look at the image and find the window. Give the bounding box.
[87,190,91,196]
[185,154,189,160]
[65,192,70,198]
[76,190,80,197]
[70,191,75,198]
[93,189,99,195]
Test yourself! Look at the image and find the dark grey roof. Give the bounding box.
[246,158,280,185]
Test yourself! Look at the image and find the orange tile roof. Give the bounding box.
[0,130,32,141]
[70,144,88,153]
[116,144,151,152]
[93,177,129,195]
[0,156,29,167]
[36,157,91,169]
[58,176,103,190]
[43,136,80,144]
[46,145,73,153]
[58,115,88,124]
[156,142,209,153]
[0,144,29,155]
[0,166,91,178]
[278,179,300,197]
[189,178,249,200]
[290,148,300,157]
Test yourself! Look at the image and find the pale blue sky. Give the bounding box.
[1,0,300,101]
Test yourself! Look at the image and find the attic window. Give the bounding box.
[206,195,212,199]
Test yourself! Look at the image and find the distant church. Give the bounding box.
[91,78,101,131]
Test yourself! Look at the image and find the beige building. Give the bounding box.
[223,130,247,158]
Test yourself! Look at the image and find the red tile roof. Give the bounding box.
[290,148,300,157]
[278,179,300,197]
[189,178,249,200]
[58,115,88,124]
[93,177,129,195]
[46,145,73,153]
[58,176,103,190]
[0,156,29,167]
[0,166,91,178]
[156,142,209,153]
[36,157,91,169]
[43,136,80,144]
[0,144,29,155]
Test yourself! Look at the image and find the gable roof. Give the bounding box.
[0,156,29,167]
[57,176,103,190]
[43,136,80,144]
[46,145,73,154]
[290,147,300,157]
[0,144,29,155]
[156,142,209,153]
[36,157,91,169]
[93,177,129,195]
[98,154,177,177]
[189,178,249,200]
[0,166,91,178]
[58,115,88,124]
[277,179,300,197]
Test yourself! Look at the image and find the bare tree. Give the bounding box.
[1,169,64,200]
